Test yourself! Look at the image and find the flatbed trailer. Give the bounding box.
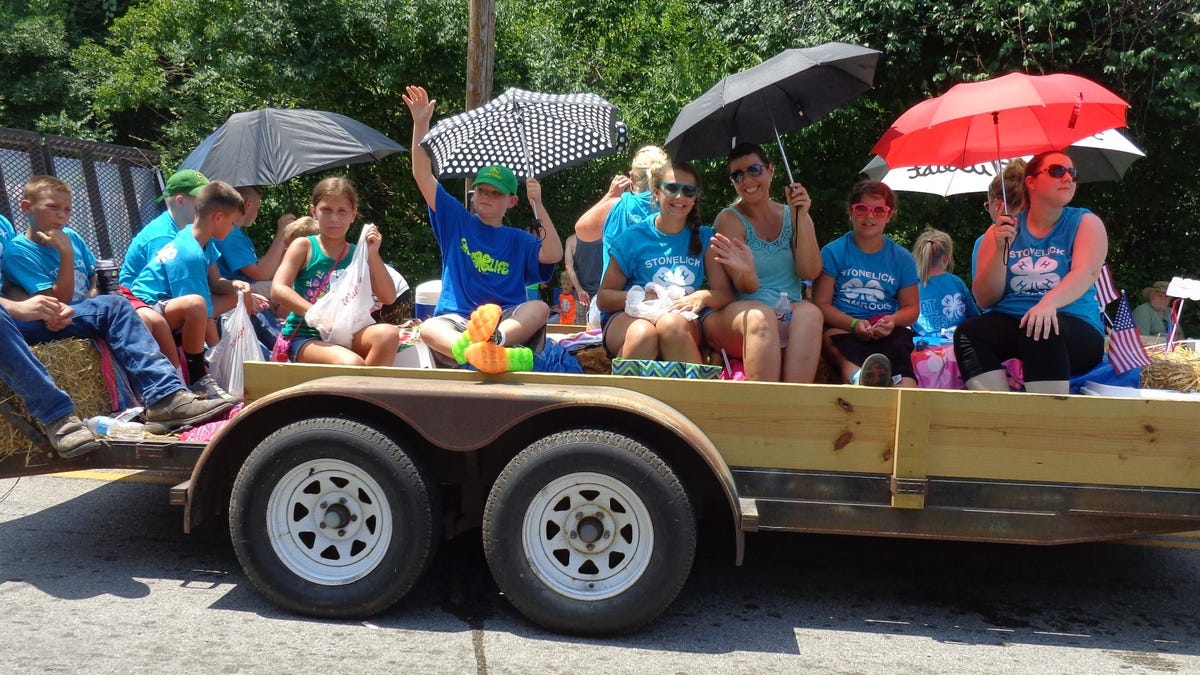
[3,360,1199,635]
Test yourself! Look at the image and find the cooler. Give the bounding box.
[414,279,442,320]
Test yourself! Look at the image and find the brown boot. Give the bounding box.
[44,414,102,459]
[144,389,235,434]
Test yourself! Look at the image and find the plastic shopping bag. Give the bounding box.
[624,283,698,322]
[305,226,376,347]
[208,292,263,399]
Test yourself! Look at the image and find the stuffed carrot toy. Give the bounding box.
[451,303,534,374]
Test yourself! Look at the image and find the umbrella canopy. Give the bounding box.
[871,72,1130,169]
[419,88,627,180]
[862,128,1145,196]
[180,108,406,186]
[664,42,880,162]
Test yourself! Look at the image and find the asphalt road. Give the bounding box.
[1,471,1198,674]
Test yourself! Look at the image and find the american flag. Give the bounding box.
[1108,291,1152,374]
[1094,263,1118,307]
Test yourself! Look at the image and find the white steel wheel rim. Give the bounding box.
[266,458,393,585]
[521,471,654,601]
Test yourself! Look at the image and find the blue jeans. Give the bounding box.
[16,295,184,407]
[0,305,75,424]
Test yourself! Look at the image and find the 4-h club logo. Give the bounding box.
[941,293,967,321]
[653,265,698,292]
[1009,256,1060,294]
[840,277,886,304]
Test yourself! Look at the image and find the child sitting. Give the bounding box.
[129,181,250,400]
[0,176,234,437]
[271,177,399,366]
[403,85,563,373]
[555,270,578,325]
[911,226,979,346]
[813,181,920,387]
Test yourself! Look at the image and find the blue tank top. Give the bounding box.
[991,207,1103,335]
[721,205,807,305]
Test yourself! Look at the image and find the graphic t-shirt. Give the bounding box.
[121,209,183,287]
[820,231,919,320]
[914,272,980,344]
[428,184,544,315]
[610,218,714,292]
[129,226,222,316]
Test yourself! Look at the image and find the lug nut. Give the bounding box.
[337,529,345,536]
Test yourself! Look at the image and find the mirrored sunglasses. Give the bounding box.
[729,163,766,184]
[658,181,701,198]
[1039,164,1078,180]
[850,203,892,218]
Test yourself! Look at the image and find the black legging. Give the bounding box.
[954,312,1104,383]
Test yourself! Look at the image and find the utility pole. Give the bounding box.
[465,0,496,201]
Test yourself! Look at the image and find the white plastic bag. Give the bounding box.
[586,296,601,330]
[208,291,263,399]
[306,226,376,347]
[624,283,698,322]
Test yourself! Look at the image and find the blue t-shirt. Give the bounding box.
[914,272,980,344]
[990,207,1103,335]
[428,184,544,315]
[602,190,658,275]
[1,226,96,303]
[129,226,222,316]
[821,231,920,319]
[121,209,184,287]
[214,225,259,282]
[0,214,15,285]
[609,217,714,292]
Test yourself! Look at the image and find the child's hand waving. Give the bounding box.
[402,86,436,123]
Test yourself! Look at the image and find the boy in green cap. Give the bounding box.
[403,85,562,373]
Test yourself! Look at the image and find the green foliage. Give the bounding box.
[6,0,1196,328]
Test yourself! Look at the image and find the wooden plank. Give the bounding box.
[891,389,930,509]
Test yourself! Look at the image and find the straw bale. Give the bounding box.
[1140,343,1200,392]
[0,338,113,459]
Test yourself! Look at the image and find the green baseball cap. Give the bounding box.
[473,165,518,195]
[158,169,209,201]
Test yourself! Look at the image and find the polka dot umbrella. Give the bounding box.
[419,88,627,182]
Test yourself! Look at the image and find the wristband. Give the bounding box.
[850,318,860,332]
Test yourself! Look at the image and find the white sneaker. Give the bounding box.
[189,374,238,402]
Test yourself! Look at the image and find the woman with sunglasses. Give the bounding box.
[702,143,824,382]
[596,160,715,363]
[954,151,1106,394]
[813,180,920,387]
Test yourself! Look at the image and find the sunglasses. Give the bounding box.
[1038,164,1078,180]
[658,182,701,198]
[850,203,892,218]
[729,163,766,184]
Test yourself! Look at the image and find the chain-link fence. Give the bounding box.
[0,128,162,263]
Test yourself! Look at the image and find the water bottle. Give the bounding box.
[84,415,145,441]
[774,291,792,349]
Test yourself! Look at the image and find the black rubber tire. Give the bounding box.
[482,429,696,635]
[229,417,439,619]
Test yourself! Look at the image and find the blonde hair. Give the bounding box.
[23,175,71,203]
[282,216,320,246]
[912,226,954,284]
[987,158,1027,213]
[629,146,668,193]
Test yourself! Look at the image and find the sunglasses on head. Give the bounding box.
[850,203,892,218]
[1039,164,1078,180]
[729,163,766,184]
[658,181,701,198]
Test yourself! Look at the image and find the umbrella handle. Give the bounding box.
[514,105,541,221]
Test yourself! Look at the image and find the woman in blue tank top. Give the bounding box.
[703,143,825,382]
[954,151,1108,394]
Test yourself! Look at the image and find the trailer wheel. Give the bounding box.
[483,429,695,635]
[229,417,438,618]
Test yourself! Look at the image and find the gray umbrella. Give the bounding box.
[664,42,880,174]
[180,108,405,186]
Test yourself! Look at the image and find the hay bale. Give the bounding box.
[0,338,113,459]
[1141,344,1200,392]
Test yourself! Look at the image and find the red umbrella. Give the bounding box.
[871,72,1130,170]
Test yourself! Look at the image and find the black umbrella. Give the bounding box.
[664,42,880,180]
[420,88,627,181]
[180,108,406,186]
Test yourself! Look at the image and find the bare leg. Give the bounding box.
[137,306,179,367]
[354,323,401,366]
[655,312,703,363]
[782,301,823,383]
